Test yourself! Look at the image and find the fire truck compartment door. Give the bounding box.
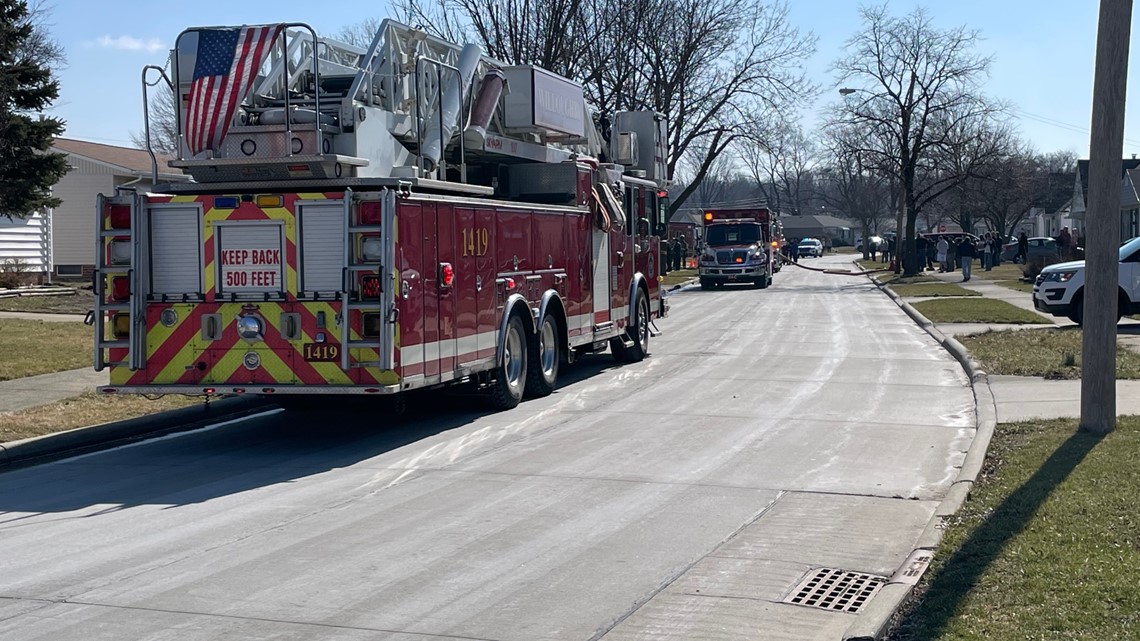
[297,202,346,293]
[149,205,203,295]
[592,228,610,325]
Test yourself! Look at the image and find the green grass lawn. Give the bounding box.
[0,392,199,443]
[889,283,981,298]
[971,263,1027,282]
[913,298,1050,324]
[661,269,697,287]
[0,319,92,380]
[856,260,939,284]
[994,279,1034,293]
[958,328,1140,379]
[888,417,1140,640]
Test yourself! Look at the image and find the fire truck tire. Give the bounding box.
[525,314,561,398]
[700,278,713,290]
[612,289,649,363]
[486,314,529,410]
[755,274,770,289]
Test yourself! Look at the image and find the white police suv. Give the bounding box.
[1032,236,1140,325]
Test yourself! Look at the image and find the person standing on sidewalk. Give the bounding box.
[1017,231,1029,263]
[958,237,977,281]
[936,236,949,272]
[982,233,994,271]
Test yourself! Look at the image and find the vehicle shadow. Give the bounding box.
[888,428,1104,640]
[0,355,620,515]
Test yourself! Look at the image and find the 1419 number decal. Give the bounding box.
[462,227,489,257]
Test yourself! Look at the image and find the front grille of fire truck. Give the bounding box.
[716,250,749,264]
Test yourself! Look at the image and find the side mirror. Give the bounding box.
[637,217,650,237]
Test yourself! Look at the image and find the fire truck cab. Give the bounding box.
[697,207,780,290]
[94,20,669,411]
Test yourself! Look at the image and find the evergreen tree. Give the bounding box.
[0,0,67,219]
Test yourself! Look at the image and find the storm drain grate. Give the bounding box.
[782,567,888,614]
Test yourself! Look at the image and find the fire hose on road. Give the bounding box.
[781,259,894,276]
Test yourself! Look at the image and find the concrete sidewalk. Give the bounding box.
[0,310,88,323]
[0,368,107,413]
[880,264,1140,421]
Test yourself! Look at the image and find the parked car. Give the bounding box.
[920,231,981,248]
[856,235,885,252]
[1033,236,1140,325]
[797,238,824,258]
[1001,236,1061,263]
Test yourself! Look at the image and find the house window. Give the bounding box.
[55,265,83,276]
[1131,210,1139,239]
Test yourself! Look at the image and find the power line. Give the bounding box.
[1014,108,1140,148]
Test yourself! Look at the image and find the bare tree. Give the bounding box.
[335,17,385,49]
[130,81,178,157]
[818,123,891,257]
[417,0,817,215]
[17,1,63,68]
[737,114,818,215]
[832,4,1007,274]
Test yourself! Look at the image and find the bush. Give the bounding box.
[0,259,28,289]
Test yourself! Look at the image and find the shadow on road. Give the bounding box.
[0,355,621,515]
[888,428,1104,640]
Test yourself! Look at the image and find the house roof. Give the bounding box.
[1076,158,1140,204]
[1124,168,1140,207]
[669,209,704,225]
[52,138,184,180]
[782,214,853,230]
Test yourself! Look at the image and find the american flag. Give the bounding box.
[185,25,282,155]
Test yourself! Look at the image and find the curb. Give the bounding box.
[844,263,1000,641]
[0,396,277,471]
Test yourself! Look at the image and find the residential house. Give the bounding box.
[780,214,855,246]
[668,209,703,248]
[3,138,187,282]
[1070,157,1140,240]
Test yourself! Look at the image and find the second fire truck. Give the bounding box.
[94,20,669,410]
[697,207,782,290]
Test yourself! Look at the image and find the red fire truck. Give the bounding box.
[697,207,781,290]
[94,20,669,410]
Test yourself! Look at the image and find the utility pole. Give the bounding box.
[1081,0,1132,435]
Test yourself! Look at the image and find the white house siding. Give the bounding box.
[51,171,115,272]
[0,211,49,280]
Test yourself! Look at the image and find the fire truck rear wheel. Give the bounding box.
[612,290,649,363]
[486,314,528,410]
[526,314,561,398]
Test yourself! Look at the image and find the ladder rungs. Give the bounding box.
[98,303,130,311]
[347,265,379,272]
[347,341,382,350]
[97,340,129,349]
[99,230,133,238]
[348,226,382,233]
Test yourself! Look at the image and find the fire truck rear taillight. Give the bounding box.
[362,313,381,338]
[111,277,129,301]
[111,313,130,338]
[771,241,779,248]
[359,202,382,225]
[110,238,131,265]
[109,206,131,229]
[359,274,381,300]
[439,262,454,288]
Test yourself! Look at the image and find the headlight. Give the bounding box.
[1046,271,1077,283]
[749,251,767,263]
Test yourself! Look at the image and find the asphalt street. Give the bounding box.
[0,254,976,641]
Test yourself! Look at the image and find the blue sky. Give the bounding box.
[44,0,1140,157]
